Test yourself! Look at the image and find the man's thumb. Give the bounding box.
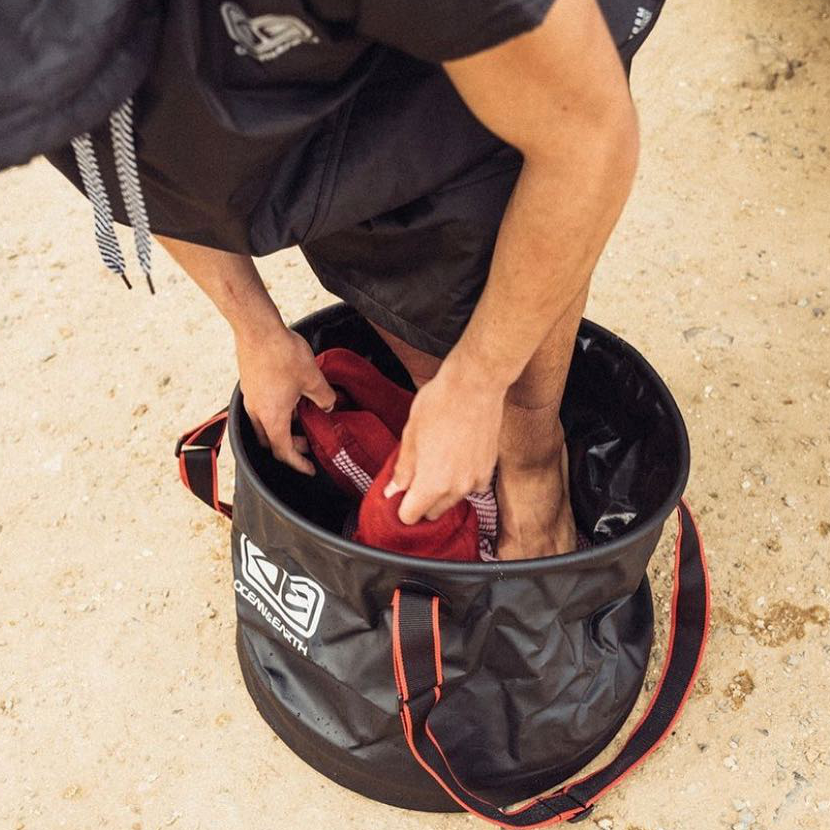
[306,373,337,413]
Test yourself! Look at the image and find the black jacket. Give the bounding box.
[0,0,162,170]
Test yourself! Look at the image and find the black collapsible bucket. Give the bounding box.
[176,303,709,825]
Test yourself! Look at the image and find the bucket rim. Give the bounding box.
[228,303,690,576]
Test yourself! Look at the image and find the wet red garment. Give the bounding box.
[354,447,480,561]
[296,348,485,562]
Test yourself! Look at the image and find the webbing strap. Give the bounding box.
[391,500,709,827]
[175,410,232,519]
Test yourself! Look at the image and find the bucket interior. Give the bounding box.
[237,304,688,547]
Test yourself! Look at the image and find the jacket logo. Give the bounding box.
[220,2,320,62]
[237,534,325,644]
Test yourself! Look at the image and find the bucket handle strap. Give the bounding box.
[391,500,709,827]
[175,410,232,520]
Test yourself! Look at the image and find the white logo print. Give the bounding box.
[235,534,325,655]
[628,6,653,39]
[220,2,320,62]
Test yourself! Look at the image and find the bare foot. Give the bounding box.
[495,403,577,559]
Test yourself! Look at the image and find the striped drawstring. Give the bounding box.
[70,97,154,293]
[70,132,130,288]
[110,99,153,291]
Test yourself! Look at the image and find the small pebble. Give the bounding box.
[41,454,63,474]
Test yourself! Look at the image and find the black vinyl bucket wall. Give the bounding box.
[178,302,707,821]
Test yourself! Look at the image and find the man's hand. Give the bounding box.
[235,323,335,475]
[385,357,506,524]
[154,235,335,475]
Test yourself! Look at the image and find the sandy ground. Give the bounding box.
[1,0,829,828]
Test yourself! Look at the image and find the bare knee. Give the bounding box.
[366,319,442,389]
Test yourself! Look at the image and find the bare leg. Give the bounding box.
[493,283,588,559]
[368,285,587,558]
[366,322,444,389]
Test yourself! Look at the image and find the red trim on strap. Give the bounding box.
[390,502,709,827]
[391,590,409,702]
[392,598,582,827]
[177,411,232,519]
[562,501,709,803]
[431,596,443,686]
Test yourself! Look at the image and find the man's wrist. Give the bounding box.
[444,326,523,393]
[216,273,288,344]
[440,339,515,399]
[232,303,289,348]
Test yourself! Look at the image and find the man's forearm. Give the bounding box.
[155,234,285,338]
[445,109,639,395]
[439,0,639,402]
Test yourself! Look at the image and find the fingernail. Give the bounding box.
[384,480,401,498]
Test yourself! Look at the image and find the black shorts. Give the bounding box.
[46,0,664,358]
[303,149,522,358]
[296,10,664,358]
[296,51,525,358]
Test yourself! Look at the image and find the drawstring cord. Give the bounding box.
[110,98,153,293]
[70,132,130,289]
[71,96,154,293]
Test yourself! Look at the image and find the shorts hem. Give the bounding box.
[307,265,457,359]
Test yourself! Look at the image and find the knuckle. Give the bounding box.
[457,477,476,497]
[394,456,413,477]
[405,482,429,505]
[431,481,452,502]
[474,472,491,490]
[270,436,291,457]
[398,505,417,525]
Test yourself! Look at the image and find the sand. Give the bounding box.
[1,0,829,827]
